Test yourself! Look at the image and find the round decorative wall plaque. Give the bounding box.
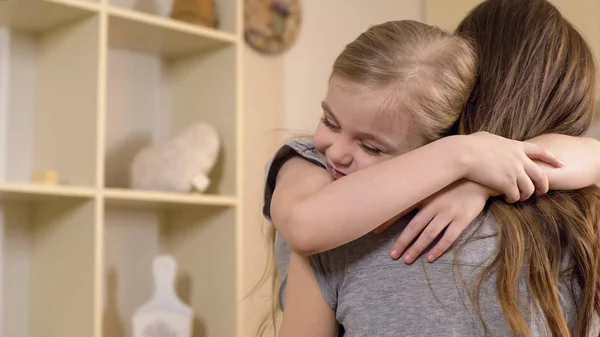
[244,0,301,55]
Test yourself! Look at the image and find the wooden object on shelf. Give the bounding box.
[132,255,193,337]
[171,0,218,28]
[30,170,59,185]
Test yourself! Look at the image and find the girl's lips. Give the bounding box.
[327,163,346,180]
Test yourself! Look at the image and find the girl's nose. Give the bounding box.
[328,141,353,168]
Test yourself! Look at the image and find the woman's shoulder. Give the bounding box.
[332,212,500,272]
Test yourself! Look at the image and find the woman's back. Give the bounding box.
[309,212,584,336]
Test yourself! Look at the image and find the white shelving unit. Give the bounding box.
[0,0,244,336]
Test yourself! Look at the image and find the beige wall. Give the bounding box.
[240,45,285,336]
[239,1,423,335]
[423,0,481,30]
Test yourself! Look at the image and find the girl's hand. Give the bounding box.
[459,132,563,203]
[389,180,495,263]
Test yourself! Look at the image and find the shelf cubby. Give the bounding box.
[107,5,236,58]
[3,197,96,337]
[103,205,236,337]
[0,0,100,33]
[107,0,238,34]
[105,18,237,196]
[0,3,100,188]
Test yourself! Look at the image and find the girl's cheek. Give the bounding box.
[359,155,392,170]
[356,155,377,171]
[313,128,328,152]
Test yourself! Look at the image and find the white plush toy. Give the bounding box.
[130,122,220,193]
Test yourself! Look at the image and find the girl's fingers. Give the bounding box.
[390,208,435,259]
[516,170,535,201]
[402,214,451,264]
[522,142,563,168]
[523,159,549,195]
[425,220,464,262]
[503,180,520,204]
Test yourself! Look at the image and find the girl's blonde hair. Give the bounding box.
[255,20,478,336]
[332,20,477,145]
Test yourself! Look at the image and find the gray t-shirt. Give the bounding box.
[308,213,582,336]
[263,138,588,336]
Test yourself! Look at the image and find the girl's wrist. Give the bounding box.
[445,135,473,179]
[473,181,499,198]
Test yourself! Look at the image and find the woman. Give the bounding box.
[278,0,600,336]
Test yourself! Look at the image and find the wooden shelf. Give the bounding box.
[103,187,236,208]
[0,182,237,206]
[0,0,99,33]
[0,0,244,335]
[107,5,237,58]
[0,182,95,201]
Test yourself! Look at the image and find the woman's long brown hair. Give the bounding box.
[454,0,600,336]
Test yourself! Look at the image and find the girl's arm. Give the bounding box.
[388,134,600,263]
[271,132,560,255]
[278,252,339,337]
[529,134,600,189]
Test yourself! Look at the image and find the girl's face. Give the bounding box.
[314,76,417,180]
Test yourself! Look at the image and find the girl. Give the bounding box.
[272,0,600,336]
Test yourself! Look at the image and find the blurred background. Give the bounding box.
[0,0,598,337]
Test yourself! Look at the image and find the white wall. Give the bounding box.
[282,0,423,132]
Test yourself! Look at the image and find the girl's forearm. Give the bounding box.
[288,136,469,255]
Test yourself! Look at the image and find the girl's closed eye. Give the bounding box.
[360,142,382,155]
[320,115,340,131]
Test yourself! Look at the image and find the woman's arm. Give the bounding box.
[278,252,339,337]
[271,132,560,255]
